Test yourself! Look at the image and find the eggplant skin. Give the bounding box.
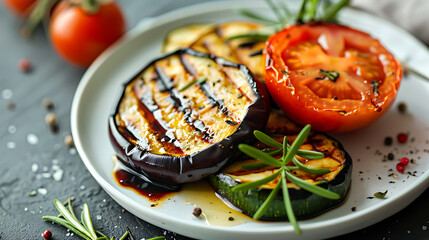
[208,141,352,220]
[109,48,270,186]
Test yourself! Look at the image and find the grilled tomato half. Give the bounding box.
[264,22,402,132]
[109,48,270,186]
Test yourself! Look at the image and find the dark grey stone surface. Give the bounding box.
[0,1,427,239]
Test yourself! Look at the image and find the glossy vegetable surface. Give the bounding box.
[109,48,270,185]
[264,22,402,132]
[163,21,267,82]
[209,110,352,220]
[49,0,126,67]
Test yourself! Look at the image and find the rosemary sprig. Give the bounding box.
[232,125,339,234]
[229,0,350,42]
[42,198,165,240]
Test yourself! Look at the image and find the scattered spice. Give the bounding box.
[351,207,356,212]
[225,120,238,126]
[374,190,388,199]
[45,113,59,133]
[396,163,405,173]
[28,190,37,196]
[400,157,409,166]
[42,98,55,110]
[18,58,32,73]
[387,153,395,160]
[64,134,74,148]
[388,173,398,179]
[228,217,234,221]
[42,229,52,240]
[317,69,339,82]
[384,137,393,146]
[397,102,407,114]
[397,133,408,143]
[192,207,202,217]
[7,102,16,110]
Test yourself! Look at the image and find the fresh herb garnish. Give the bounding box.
[229,0,350,42]
[374,190,388,199]
[372,80,379,94]
[42,198,165,240]
[318,69,340,82]
[179,76,207,92]
[232,125,338,234]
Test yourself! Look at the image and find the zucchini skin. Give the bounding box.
[109,48,270,186]
[208,134,352,220]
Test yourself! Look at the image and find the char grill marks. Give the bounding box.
[116,53,256,156]
[187,23,266,80]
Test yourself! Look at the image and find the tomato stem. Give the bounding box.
[82,0,99,14]
[21,0,58,37]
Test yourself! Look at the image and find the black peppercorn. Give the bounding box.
[387,153,395,160]
[384,137,393,146]
[397,102,407,114]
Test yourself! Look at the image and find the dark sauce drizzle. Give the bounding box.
[113,158,180,202]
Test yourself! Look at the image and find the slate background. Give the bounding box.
[0,0,428,239]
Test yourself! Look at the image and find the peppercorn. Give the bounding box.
[400,157,409,166]
[397,133,408,143]
[193,207,202,217]
[18,58,32,73]
[387,153,395,160]
[45,113,59,133]
[397,102,407,114]
[396,163,405,173]
[42,230,52,240]
[384,136,393,146]
[42,98,55,110]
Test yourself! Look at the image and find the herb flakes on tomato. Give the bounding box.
[263,21,402,132]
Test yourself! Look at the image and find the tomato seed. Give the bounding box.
[400,157,409,166]
[397,133,407,143]
[396,163,405,173]
[42,230,52,240]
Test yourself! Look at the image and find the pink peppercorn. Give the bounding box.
[18,58,32,73]
[396,163,405,173]
[400,157,409,166]
[397,133,407,144]
[42,230,52,240]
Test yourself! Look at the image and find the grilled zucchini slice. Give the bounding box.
[208,110,352,220]
[163,22,267,81]
[109,48,270,185]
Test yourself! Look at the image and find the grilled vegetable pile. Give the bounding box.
[109,48,270,185]
[209,110,352,220]
[163,22,267,82]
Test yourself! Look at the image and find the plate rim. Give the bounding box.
[71,1,429,239]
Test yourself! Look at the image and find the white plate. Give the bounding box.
[71,1,429,239]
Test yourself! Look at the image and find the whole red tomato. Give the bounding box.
[3,0,36,17]
[49,0,126,67]
[264,22,402,132]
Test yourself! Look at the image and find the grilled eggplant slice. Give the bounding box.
[208,110,352,220]
[163,22,267,81]
[109,48,270,186]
